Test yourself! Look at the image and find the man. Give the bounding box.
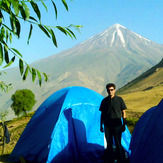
[99,83,127,163]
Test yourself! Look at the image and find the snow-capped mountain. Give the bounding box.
[1,24,163,117]
[80,24,153,47]
[71,23,162,63]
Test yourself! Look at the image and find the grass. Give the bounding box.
[126,118,139,134]
[0,114,33,155]
[118,84,163,133]
[120,84,163,113]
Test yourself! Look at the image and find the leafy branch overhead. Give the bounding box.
[0,0,82,86]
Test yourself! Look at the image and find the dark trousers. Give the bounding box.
[104,121,125,163]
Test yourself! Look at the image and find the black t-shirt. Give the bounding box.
[99,95,127,125]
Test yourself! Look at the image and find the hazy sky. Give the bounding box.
[6,0,163,67]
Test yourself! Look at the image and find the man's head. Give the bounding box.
[106,83,116,98]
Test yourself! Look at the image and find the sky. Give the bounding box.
[4,0,163,67]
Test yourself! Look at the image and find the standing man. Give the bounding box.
[99,83,127,163]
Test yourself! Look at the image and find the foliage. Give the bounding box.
[0,0,82,89]
[126,118,139,134]
[0,71,12,92]
[0,110,8,122]
[11,89,36,116]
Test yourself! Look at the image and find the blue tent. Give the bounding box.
[9,86,131,163]
[130,99,163,163]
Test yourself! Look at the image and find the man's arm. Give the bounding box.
[122,110,126,132]
[100,112,104,132]
[122,110,126,119]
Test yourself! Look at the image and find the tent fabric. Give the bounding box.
[9,86,131,163]
[130,99,163,163]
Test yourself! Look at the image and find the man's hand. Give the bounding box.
[122,117,126,132]
[121,125,125,132]
[100,126,104,132]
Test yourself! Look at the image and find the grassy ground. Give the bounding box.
[0,115,32,156]
[120,84,163,113]
[119,84,163,133]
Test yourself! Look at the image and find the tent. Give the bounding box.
[130,99,163,163]
[9,86,131,163]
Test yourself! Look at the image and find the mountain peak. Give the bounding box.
[111,23,126,29]
[80,23,155,49]
[109,24,126,47]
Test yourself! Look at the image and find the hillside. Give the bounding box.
[121,83,163,114]
[117,58,163,94]
[116,58,163,117]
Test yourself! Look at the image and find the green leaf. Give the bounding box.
[1,24,12,33]
[22,2,30,20]
[0,27,5,40]
[11,48,22,57]
[68,24,83,32]
[0,10,3,27]
[43,73,48,82]
[11,1,19,16]
[30,1,41,21]
[66,28,76,39]
[50,29,57,47]
[51,0,57,19]
[15,18,21,37]
[9,33,12,43]
[62,0,68,11]
[23,66,29,81]
[10,15,15,32]
[19,5,26,20]
[37,70,42,86]
[0,9,3,18]
[32,68,36,82]
[56,26,67,35]
[4,46,9,64]
[0,18,2,27]
[6,29,9,42]
[38,24,51,38]
[29,16,38,22]
[0,1,10,13]
[3,56,15,68]
[4,0,10,9]
[27,24,33,44]
[19,59,24,75]
[0,44,3,66]
[44,26,51,34]
[40,0,48,12]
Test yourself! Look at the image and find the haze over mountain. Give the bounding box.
[1,23,163,119]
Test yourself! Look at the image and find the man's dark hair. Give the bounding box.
[106,83,116,89]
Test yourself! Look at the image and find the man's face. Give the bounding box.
[107,86,116,97]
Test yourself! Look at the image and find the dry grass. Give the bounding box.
[121,84,163,113]
[0,116,32,155]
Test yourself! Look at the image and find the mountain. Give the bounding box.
[117,58,163,94]
[1,23,163,119]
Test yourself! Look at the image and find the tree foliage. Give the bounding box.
[0,110,8,122]
[0,0,82,89]
[0,71,12,92]
[11,89,36,116]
